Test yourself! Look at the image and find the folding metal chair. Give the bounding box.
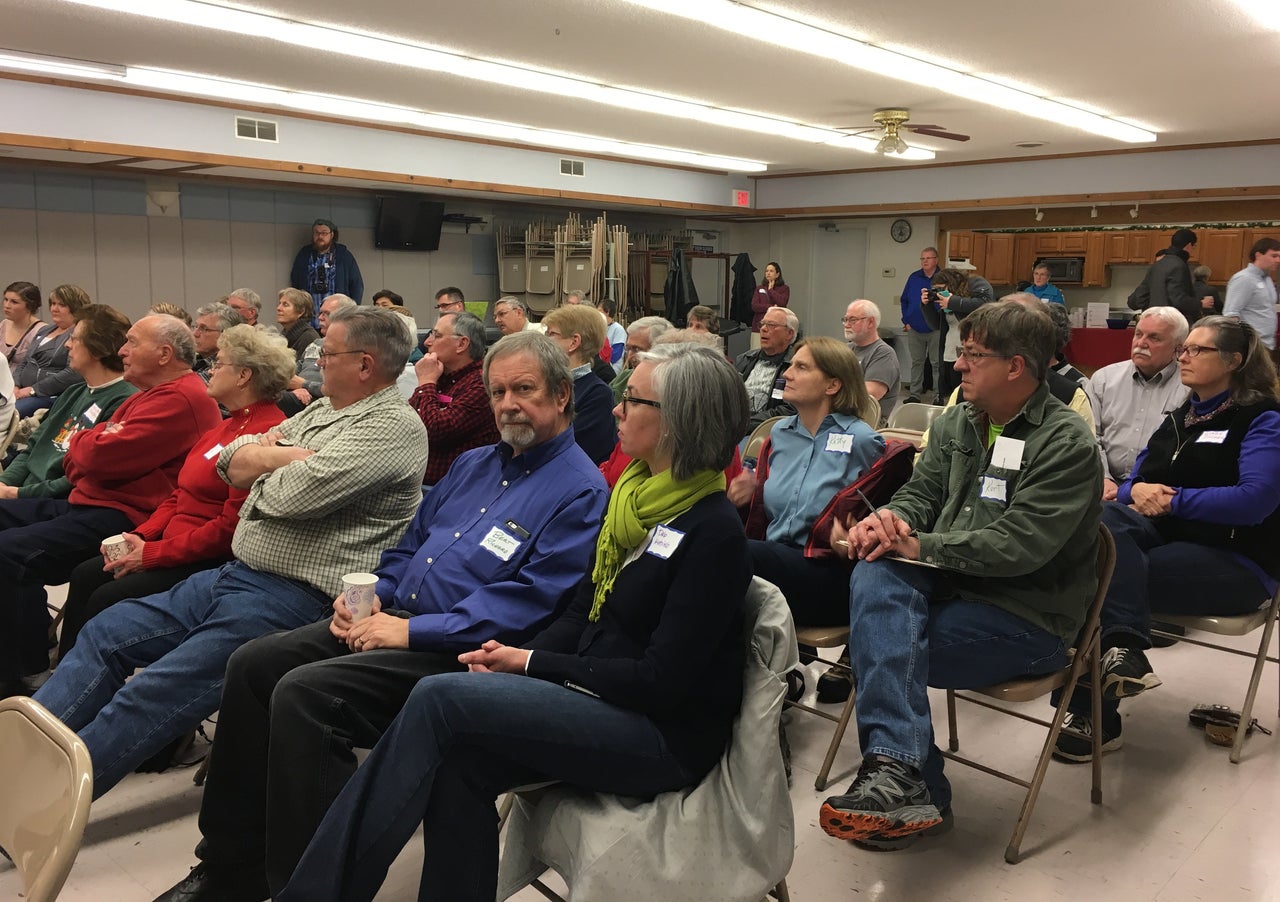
[942,524,1116,863]
[1151,585,1280,764]
[788,624,856,792]
[886,402,946,432]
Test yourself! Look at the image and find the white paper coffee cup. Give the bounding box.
[102,534,130,561]
[342,572,378,621]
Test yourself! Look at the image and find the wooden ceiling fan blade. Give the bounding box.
[909,126,970,142]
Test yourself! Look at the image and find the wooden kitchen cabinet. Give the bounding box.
[1191,230,1244,284]
[1059,232,1087,253]
[983,233,1014,284]
[1013,235,1037,284]
[1104,232,1130,263]
[949,231,974,259]
[1030,232,1086,255]
[1082,232,1108,287]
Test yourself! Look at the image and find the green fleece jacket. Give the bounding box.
[886,379,1103,644]
[0,378,136,498]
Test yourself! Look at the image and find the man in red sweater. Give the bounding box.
[409,311,499,486]
[0,313,220,695]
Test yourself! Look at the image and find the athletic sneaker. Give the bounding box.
[1101,646,1162,700]
[1052,712,1122,763]
[820,757,942,844]
[854,805,954,851]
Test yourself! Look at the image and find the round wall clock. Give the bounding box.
[890,219,912,243]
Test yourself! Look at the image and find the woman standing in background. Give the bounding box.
[751,262,789,348]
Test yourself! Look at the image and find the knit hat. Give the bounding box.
[312,218,336,231]
[1171,228,1197,249]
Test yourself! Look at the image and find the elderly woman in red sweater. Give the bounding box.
[57,325,296,657]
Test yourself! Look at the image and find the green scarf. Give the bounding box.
[589,460,725,621]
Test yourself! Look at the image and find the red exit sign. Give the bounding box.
[732,189,752,208]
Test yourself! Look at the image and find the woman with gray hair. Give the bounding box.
[57,324,296,659]
[278,344,754,902]
[276,288,321,363]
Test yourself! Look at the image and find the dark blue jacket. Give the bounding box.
[290,242,364,307]
[900,268,937,332]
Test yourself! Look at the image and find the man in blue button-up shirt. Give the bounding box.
[159,332,609,902]
[1224,238,1280,351]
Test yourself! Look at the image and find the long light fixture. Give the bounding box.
[49,0,935,161]
[626,0,1157,144]
[0,51,769,172]
[1226,0,1280,30]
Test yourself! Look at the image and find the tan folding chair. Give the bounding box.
[788,624,856,792]
[0,408,21,467]
[1151,584,1280,764]
[743,416,785,465]
[0,696,94,902]
[876,427,925,450]
[886,402,947,432]
[941,524,1116,863]
[856,395,881,429]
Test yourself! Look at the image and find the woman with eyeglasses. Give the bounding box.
[729,336,885,703]
[276,344,752,902]
[1053,316,1280,763]
[55,324,295,660]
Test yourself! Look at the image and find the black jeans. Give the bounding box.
[194,618,464,894]
[0,498,132,678]
[747,539,851,625]
[58,555,219,658]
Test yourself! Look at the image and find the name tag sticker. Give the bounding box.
[991,436,1025,471]
[646,525,686,560]
[83,403,102,423]
[825,433,854,453]
[757,288,768,294]
[203,442,226,460]
[1196,430,1228,444]
[480,526,522,561]
[980,476,1008,503]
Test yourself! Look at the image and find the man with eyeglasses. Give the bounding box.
[157,330,607,902]
[433,286,466,317]
[191,302,244,384]
[410,312,500,485]
[492,295,545,337]
[843,299,900,426]
[819,302,1101,852]
[289,219,364,317]
[734,305,800,432]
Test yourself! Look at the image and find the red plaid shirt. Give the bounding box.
[409,359,500,485]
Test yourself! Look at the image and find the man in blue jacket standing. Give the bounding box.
[900,247,941,403]
[290,219,364,319]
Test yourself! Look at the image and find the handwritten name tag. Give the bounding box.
[825,433,853,453]
[83,403,102,423]
[203,442,226,460]
[646,525,686,560]
[480,525,522,562]
[1196,430,1228,444]
[980,476,1008,503]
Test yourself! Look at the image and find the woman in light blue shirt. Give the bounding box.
[1027,264,1066,305]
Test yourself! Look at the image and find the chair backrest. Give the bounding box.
[743,416,785,466]
[887,403,947,432]
[856,395,881,429]
[0,697,94,902]
[0,408,21,466]
[496,577,797,902]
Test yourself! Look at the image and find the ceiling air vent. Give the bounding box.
[559,158,585,177]
[235,116,279,142]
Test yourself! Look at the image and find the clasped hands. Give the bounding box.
[831,508,920,562]
[1128,482,1175,517]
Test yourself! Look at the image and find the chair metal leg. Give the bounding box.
[770,877,791,901]
[814,687,857,792]
[947,689,959,752]
[1089,632,1103,804]
[1231,603,1280,764]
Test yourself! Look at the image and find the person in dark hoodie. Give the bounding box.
[1127,228,1212,325]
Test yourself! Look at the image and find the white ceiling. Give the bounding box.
[2,0,1278,176]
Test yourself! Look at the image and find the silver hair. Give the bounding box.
[218,324,297,399]
[328,306,412,381]
[494,295,528,316]
[149,313,197,367]
[483,331,576,424]
[850,299,881,329]
[227,287,262,312]
[564,289,586,304]
[652,328,722,350]
[766,305,799,334]
[1139,306,1190,344]
[195,301,244,332]
[627,315,673,344]
[638,343,749,481]
[448,311,488,362]
[321,294,358,313]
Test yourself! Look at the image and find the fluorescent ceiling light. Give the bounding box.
[1,56,765,172]
[0,49,125,79]
[50,0,935,161]
[627,0,1157,144]
[1225,0,1280,29]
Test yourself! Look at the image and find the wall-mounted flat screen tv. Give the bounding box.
[374,195,446,251]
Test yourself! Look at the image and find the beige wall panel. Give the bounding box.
[182,219,233,310]
[147,218,186,317]
[0,209,40,286]
[36,211,98,299]
[93,214,152,313]
[229,222,283,309]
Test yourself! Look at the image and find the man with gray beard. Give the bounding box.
[158,331,608,902]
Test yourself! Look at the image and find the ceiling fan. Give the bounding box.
[836,108,970,155]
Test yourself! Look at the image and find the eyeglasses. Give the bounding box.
[1175,344,1220,359]
[841,315,871,325]
[435,301,462,311]
[192,324,223,334]
[956,348,1012,362]
[759,321,789,331]
[425,329,458,341]
[208,359,237,372]
[317,348,366,362]
[620,390,662,414]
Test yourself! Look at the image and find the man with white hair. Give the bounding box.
[609,315,672,402]
[1090,306,1190,500]
[492,296,545,336]
[223,288,262,327]
[843,300,900,426]
[735,305,799,431]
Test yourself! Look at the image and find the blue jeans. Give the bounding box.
[33,562,331,797]
[277,672,700,902]
[848,558,1067,809]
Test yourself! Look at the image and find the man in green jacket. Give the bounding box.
[818,302,1103,851]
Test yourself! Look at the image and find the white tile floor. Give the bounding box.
[5,597,1279,901]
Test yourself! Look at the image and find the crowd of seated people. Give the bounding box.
[12,284,91,417]
[4,269,1277,899]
